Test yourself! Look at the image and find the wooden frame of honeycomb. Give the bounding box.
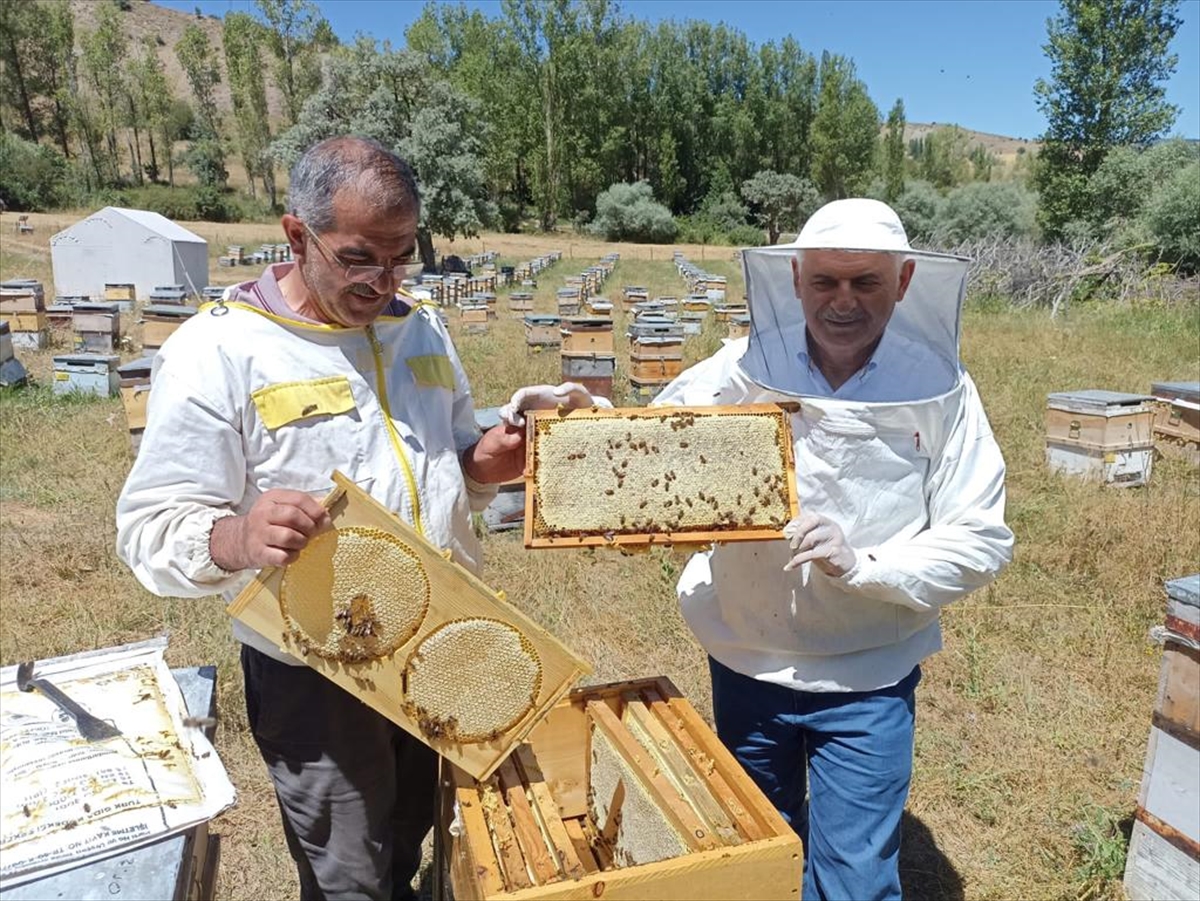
[523,404,799,549]
[227,471,591,780]
[438,677,803,900]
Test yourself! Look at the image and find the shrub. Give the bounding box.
[0,133,68,210]
[892,179,942,244]
[935,181,1037,244]
[588,181,677,243]
[1143,162,1200,273]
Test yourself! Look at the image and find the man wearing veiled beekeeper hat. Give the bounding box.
[654,198,1014,900]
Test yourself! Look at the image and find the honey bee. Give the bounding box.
[639,499,649,509]
[699,454,707,464]
[680,440,689,448]
[651,478,659,487]
[604,488,614,496]
[752,465,758,476]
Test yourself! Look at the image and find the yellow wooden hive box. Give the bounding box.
[438,676,803,901]
[228,472,591,780]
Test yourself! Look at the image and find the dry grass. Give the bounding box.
[2,217,1198,901]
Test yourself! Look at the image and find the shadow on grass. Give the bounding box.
[901,810,965,901]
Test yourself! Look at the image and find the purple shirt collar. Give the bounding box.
[229,262,412,322]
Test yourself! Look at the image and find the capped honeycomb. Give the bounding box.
[532,409,792,538]
[403,618,543,743]
[280,527,430,663]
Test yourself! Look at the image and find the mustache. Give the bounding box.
[348,284,386,299]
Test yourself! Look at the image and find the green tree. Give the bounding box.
[271,41,495,269]
[1033,0,1182,239]
[920,125,971,190]
[79,2,129,182]
[224,11,276,205]
[741,169,820,244]
[883,98,906,202]
[129,37,174,183]
[809,52,880,199]
[175,24,226,187]
[255,0,328,127]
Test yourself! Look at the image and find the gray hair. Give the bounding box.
[287,136,420,233]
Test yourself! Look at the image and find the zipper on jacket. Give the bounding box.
[366,325,425,536]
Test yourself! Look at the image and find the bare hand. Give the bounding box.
[782,512,857,577]
[463,424,526,484]
[210,489,331,571]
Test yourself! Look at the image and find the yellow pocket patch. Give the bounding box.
[406,354,455,390]
[251,376,356,429]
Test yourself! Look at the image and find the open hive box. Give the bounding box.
[227,472,591,780]
[440,677,802,900]
[524,405,798,549]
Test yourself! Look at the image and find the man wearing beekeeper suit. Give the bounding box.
[655,198,1014,900]
[116,136,604,901]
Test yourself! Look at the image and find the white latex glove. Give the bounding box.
[498,382,613,427]
[782,512,857,577]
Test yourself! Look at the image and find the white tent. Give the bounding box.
[50,207,209,301]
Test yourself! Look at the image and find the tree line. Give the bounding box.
[1,0,1196,272]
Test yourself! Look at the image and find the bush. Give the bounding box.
[935,181,1037,244]
[106,184,244,223]
[0,133,68,210]
[1143,162,1200,273]
[587,181,677,243]
[892,180,942,244]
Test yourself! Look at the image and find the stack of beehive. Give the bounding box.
[0,322,28,387]
[1124,574,1199,901]
[1150,381,1200,466]
[118,356,154,453]
[627,315,684,404]
[0,279,47,349]
[72,302,122,353]
[559,316,615,401]
[104,282,136,312]
[621,285,648,313]
[142,303,198,355]
[1044,389,1156,487]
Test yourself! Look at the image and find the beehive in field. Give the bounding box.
[228,472,591,779]
[524,405,798,549]
[1124,574,1200,901]
[439,677,803,900]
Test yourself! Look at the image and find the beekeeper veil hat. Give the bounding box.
[739,198,971,400]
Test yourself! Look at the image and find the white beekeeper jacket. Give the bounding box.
[655,200,1014,692]
[116,292,496,665]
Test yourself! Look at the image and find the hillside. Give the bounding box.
[905,122,1040,159]
[70,0,288,124]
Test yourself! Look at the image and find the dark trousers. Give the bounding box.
[242,645,438,901]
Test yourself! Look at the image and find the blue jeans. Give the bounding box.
[709,657,920,901]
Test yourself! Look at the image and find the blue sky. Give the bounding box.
[158,0,1200,140]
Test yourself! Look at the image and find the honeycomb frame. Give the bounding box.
[226,471,591,781]
[524,404,799,549]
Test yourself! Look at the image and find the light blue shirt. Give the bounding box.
[794,326,959,402]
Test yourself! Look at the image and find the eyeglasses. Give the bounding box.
[302,222,423,284]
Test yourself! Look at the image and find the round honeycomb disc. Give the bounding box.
[403,618,542,743]
[280,527,430,663]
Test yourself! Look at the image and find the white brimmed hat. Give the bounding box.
[789,198,912,253]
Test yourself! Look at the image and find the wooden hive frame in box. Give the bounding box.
[439,677,802,901]
[524,404,799,549]
[227,472,591,780]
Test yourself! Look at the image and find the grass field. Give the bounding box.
[2,210,1198,900]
